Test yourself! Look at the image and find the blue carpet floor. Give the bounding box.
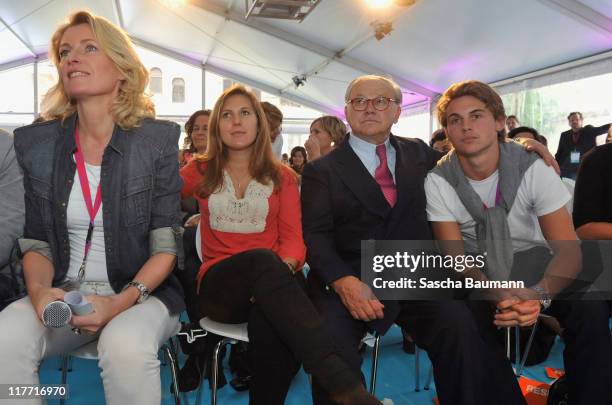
[39,324,571,405]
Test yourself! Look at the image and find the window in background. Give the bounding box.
[37,59,58,113]
[500,71,612,151]
[0,64,35,130]
[205,72,225,108]
[149,67,162,94]
[392,109,431,144]
[172,77,185,103]
[0,64,34,114]
[134,45,202,147]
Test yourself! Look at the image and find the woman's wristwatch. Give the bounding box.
[122,281,150,304]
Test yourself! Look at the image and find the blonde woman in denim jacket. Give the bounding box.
[0,11,184,405]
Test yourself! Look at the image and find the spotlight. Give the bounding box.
[366,0,394,8]
[372,21,393,40]
[292,75,307,88]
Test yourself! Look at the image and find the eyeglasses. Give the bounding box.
[347,96,398,111]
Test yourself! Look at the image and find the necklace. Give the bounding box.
[226,167,251,197]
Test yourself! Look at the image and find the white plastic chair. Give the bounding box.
[194,221,249,405]
[194,318,249,405]
[59,338,183,405]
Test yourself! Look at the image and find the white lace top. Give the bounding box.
[208,170,274,234]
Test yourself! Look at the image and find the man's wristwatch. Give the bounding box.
[530,285,551,310]
[122,281,150,304]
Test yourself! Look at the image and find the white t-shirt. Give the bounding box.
[425,159,570,253]
[272,133,283,158]
[66,162,109,283]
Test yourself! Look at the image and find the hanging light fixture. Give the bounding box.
[244,0,321,22]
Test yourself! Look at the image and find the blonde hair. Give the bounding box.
[196,85,285,197]
[42,10,154,129]
[310,116,347,144]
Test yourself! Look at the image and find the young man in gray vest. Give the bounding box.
[425,80,612,405]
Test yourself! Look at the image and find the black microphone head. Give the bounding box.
[42,300,72,328]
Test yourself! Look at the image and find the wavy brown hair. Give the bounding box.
[437,80,506,140]
[42,11,154,129]
[195,85,284,197]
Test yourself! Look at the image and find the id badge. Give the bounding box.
[570,151,580,164]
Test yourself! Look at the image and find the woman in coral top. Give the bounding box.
[180,85,380,405]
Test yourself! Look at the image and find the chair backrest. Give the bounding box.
[69,340,100,360]
[195,220,202,261]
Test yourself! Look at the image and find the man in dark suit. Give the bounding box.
[555,111,610,179]
[301,75,526,405]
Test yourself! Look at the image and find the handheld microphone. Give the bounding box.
[42,292,93,328]
[42,301,72,328]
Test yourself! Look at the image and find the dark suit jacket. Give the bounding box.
[301,134,442,333]
[555,124,610,178]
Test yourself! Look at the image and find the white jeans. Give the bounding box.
[0,283,179,405]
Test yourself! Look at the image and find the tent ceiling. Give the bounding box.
[1,0,612,113]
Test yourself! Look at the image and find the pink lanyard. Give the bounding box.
[482,181,502,209]
[74,126,102,281]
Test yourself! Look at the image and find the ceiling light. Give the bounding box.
[245,0,321,22]
[365,0,394,8]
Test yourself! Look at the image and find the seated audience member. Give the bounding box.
[573,129,612,242]
[305,115,347,161]
[261,101,284,158]
[180,109,211,167]
[506,114,520,131]
[180,84,381,405]
[0,11,184,405]
[429,128,451,154]
[301,74,530,405]
[0,129,25,310]
[508,126,547,145]
[289,146,307,175]
[555,111,611,180]
[177,106,252,392]
[426,80,612,405]
[573,128,612,312]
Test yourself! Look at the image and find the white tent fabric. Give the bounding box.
[1,0,612,112]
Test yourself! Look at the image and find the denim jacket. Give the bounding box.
[13,114,185,314]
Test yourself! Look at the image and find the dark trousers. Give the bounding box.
[175,226,201,322]
[545,300,612,405]
[198,249,357,405]
[513,247,612,404]
[308,278,526,405]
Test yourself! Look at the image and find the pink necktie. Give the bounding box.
[375,144,397,207]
